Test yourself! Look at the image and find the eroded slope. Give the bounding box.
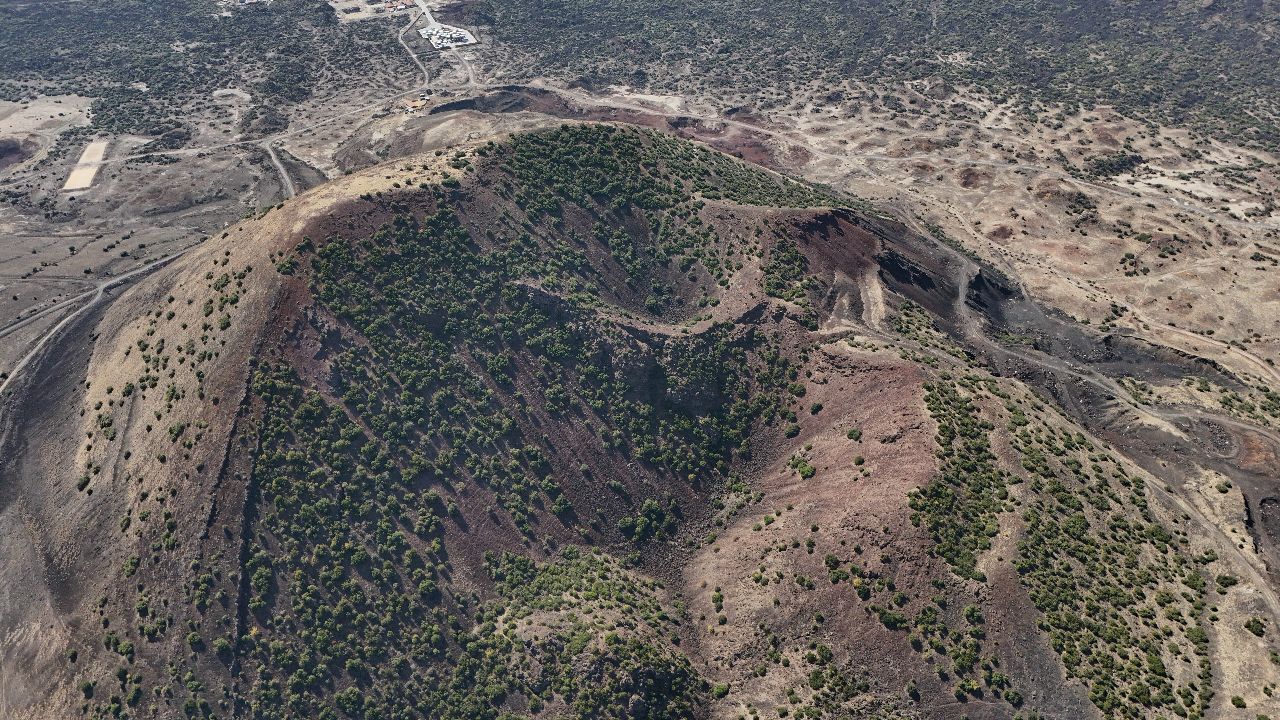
[1,124,1278,720]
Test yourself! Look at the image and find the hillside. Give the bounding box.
[472,0,1280,149]
[2,124,1279,720]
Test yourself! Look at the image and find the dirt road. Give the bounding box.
[0,249,192,398]
[399,10,430,87]
[264,144,296,199]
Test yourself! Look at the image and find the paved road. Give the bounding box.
[411,0,435,24]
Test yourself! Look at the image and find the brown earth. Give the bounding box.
[1,125,1278,720]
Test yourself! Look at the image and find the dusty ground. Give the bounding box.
[61,140,108,191]
[0,4,493,387]
[751,86,1280,387]
[0,154,456,713]
[2,11,1280,718]
[4,6,1277,396]
[682,342,945,717]
[0,95,93,174]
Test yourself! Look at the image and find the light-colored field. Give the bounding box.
[714,84,1280,385]
[0,95,92,138]
[0,95,93,177]
[328,0,412,23]
[61,140,108,191]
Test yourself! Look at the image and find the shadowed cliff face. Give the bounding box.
[2,124,1277,720]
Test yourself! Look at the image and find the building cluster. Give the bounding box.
[419,22,476,50]
[376,0,414,12]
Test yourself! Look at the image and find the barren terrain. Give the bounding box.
[1,2,1279,719]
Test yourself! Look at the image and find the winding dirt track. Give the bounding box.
[8,73,1277,422]
[398,11,431,88]
[0,249,193,398]
[264,144,296,199]
[0,23,450,394]
[0,21,489,193]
